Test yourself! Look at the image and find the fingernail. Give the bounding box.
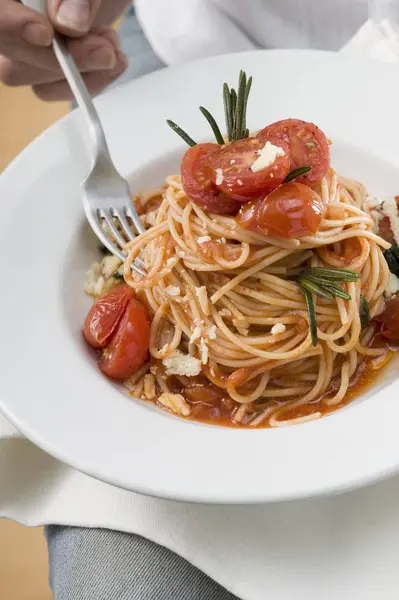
[56,0,91,33]
[85,47,116,70]
[23,23,52,46]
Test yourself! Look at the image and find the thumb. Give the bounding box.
[47,0,101,36]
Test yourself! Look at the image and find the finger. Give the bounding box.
[0,39,116,86]
[0,1,53,47]
[47,0,102,37]
[33,50,128,100]
[0,30,118,74]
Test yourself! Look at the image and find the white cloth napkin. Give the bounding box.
[3,18,399,600]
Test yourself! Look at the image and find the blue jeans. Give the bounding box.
[49,9,238,599]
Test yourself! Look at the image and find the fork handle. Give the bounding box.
[21,0,109,160]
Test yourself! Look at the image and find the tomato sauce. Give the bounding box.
[165,355,393,429]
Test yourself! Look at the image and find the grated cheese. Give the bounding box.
[206,325,217,340]
[382,197,399,245]
[101,255,122,279]
[165,285,181,297]
[189,327,202,344]
[215,168,224,185]
[158,393,191,417]
[143,374,156,401]
[162,351,202,377]
[251,141,285,173]
[271,323,286,335]
[237,179,243,186]
[200,338,209,365]
[198,236,211,244]
[386,272,399,298]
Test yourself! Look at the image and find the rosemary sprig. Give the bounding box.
[302,288,318,347]
[199,107,225,145]
[223,83,233,141]
[168,71,253,146]
[297,267,360,346]
[234,70,247,140]
[284,166,312,184]
[166,120,197,147]
[360,294,370,329]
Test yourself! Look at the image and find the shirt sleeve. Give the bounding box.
[135,0,257,65]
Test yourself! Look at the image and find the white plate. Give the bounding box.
[2,50,399,504]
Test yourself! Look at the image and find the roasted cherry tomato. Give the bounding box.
[376,297,399,341]
[257,119,330,187]
[99,298,150,380]
[237,182,326,239]
[181,143,240,215]
[83,284,135,349]
[208,137,290,201]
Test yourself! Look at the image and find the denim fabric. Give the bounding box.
[46,526,239,600]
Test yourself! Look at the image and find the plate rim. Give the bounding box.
[2,48,399,503]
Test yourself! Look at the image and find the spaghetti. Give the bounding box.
[119,170,392,427]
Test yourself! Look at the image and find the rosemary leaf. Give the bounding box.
[166,120,197,147]
[230,89,237,137]
[242,76,252,135]
[284,166,312,184]
[298,276,334,299]
[391,242,399,260]
[384,249,399,275]
[114,273,124,280]
[223,84,233,142]
[302,288,318,346]
[302,267,359,282]
[199,106,225,145]
[318,283,351,301]
[360,294,370,329]
[234,70,247,140]
[302,275,352,300]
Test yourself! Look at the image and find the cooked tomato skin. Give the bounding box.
[257,119,330,187]
[181,143,240,215]
[99,298,150,380]
[376,297,399,341]
[83,285,135,349]
[237,182,326,239]
[208,137,291,201]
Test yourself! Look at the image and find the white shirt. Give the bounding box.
[135,0,386,65]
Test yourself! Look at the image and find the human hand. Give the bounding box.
[0,0,128,100]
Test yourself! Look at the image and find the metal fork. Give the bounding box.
[54,35,146,276]
[22,0,145,276]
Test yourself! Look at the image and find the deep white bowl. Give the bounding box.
[1,50,399,503]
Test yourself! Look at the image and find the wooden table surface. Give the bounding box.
[0,83,68,600]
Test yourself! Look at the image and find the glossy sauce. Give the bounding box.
[165,356,393,428]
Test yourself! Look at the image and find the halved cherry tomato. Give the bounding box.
[257,119,330,187]
[99,298,150,380]
[208,137,290,201]
[181,143,240,215]
[237,182,326,239]
[376,297,399,341]
[83,284,135,349]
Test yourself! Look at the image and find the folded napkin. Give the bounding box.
[2,16,399,600]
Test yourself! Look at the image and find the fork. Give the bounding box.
[22,0,146,276]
